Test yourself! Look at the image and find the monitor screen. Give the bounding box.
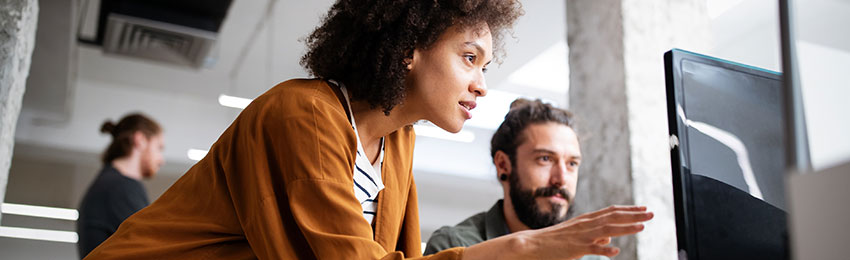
[665,49,789,260]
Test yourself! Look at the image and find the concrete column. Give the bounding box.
[567,0,710,259]
[0,0,39,222]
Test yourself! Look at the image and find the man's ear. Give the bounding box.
[132,131,148,150]
[493,150,512,182]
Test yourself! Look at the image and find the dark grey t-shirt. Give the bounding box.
[76,165,149,259]
[424,200,608,260]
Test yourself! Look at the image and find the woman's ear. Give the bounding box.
[406,48,421,71]
[404,58,413,70]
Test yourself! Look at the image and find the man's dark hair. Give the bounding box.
[490,98,575,165]
[301,0,523,114]
[100,113,161,164]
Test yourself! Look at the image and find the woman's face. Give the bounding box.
[405,24,493,133]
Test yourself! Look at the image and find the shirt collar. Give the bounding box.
[484,199,511,240]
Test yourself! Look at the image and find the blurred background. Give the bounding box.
[0,0,847,259]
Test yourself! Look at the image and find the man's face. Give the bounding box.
[140,133,164,179]
[508,122,582,229]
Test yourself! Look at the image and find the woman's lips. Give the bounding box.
[458,100,477,119]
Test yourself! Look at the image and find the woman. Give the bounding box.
[85,1,652,259]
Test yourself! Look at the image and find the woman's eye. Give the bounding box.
[465,54,475,63]
[482,67,489,73]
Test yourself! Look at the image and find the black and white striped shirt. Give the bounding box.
[334,81,385,224]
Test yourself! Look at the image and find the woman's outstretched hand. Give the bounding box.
[463,205,654,260]
[522,205,654,259]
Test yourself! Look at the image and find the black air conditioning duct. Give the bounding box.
[94,0,233,68]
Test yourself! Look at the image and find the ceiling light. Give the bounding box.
[0,226,78,243]
[413,124,475,143]
[187,149,208,161]
[218,94,252,109]
[1,203,78,221]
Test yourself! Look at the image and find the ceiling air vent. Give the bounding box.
[102,14,217,68]
[90,0,233,69]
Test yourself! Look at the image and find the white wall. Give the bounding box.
[798,42,850,170]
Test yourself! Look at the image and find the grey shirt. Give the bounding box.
[76,165,149,259]
[424,200,609,260]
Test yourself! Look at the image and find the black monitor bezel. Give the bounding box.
[664,48,783,260]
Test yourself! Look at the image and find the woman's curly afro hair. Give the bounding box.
[301,0,523,114]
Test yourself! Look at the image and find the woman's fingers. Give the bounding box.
[586,223,646,239]
[593,237,612,246]
[599,211,654,225]
[577,205,648,220]
[587,245,620,257]
[575,211,654,230]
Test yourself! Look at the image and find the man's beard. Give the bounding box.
[140,154,156,179]
[509,169,574,229]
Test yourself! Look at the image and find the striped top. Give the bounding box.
[334,80,386,224]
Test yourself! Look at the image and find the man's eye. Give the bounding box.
[538,156,551,162]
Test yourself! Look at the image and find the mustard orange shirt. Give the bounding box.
[84,79,464,259]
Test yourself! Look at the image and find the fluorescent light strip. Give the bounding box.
[0,226,78,243]
[1,203,78,221]
[218,94,252,109]
[413,125,475,143]
[187,149,209,161]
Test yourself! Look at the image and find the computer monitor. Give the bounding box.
[664,49,789,260]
